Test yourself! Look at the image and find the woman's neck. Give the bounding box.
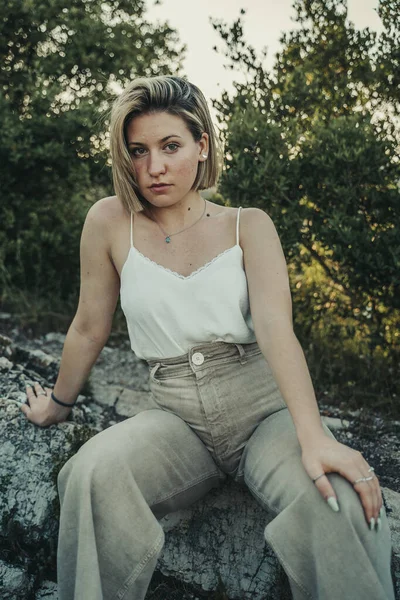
[144,194,206,233]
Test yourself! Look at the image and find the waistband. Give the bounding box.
[146,340,262,384]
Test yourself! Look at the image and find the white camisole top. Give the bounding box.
[120,206,256,360]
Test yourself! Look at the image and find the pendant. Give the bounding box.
[165,236,171,243]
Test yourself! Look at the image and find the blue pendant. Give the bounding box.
[165,236,171,243]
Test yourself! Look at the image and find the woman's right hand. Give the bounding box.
[20,382,73,427]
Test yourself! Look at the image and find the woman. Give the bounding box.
[21,76,395,600]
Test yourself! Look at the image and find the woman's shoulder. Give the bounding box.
[84,196,128,236]
[82,197,128,258]
[206,201,239,220]
[210,204,268,219]
[88,195,126,221]
[205,204,271,244]
[239,206,272,228]
[235,207,276,251]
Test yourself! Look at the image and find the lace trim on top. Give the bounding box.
[129,244,242,280]
[123,206,243,281]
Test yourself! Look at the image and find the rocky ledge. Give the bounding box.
[0,330,399,599]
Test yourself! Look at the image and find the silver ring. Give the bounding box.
[353,476,374,485]
[37,392,47,396]
[312,473,326,483]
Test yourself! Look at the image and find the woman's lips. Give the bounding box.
[150,184,172,193]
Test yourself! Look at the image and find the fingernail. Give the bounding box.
[369,517,375,530]
[327,497,340,512]
[376,517,382,532]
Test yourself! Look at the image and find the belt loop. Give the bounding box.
[235,343,247,365]
[149,362,162,384]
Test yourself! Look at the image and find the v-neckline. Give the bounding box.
[123,244,242,281]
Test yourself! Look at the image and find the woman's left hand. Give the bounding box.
[301,433,382,528]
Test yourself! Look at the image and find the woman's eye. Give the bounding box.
[130,143,179,157]
[130,148,145,157]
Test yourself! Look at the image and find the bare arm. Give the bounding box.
[241,208,382,524]
[21,198,121,426]
[241,207,325,445]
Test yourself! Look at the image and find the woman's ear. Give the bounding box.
[199,132,209,158]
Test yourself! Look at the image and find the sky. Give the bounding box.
[144,0,384,120]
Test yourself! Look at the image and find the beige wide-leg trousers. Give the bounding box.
[57,341,395,599]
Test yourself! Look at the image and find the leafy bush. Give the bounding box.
[0,0,185,308]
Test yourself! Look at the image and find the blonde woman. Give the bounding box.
[21,76,395,600]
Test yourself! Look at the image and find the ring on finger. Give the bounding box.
[352,475,375,485]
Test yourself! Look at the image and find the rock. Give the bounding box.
[115,388,158,417]
[322,416,350,430]
[89,382,122,407]
[74,394,88,406]
[44,333,66,345]
[159,480,291,599]
[1,483,399,600]
[1,332,400,599]
[0,559,34,600]
[89,344,150,393]
[12,347,59,381]
[155,483,400,600]
[0,334,13,350]
[0,357,13,371]
[35,580,59,599]
[0,334,13,359]
[0,398,101,596]
[347,409,362,418]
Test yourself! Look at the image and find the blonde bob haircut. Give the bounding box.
[109,75,224,214]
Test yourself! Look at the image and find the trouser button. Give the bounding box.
[192,352,205,366]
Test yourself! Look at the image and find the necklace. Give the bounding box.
[149,197,207,243]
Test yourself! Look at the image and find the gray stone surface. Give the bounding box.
[0,559,34,600]
[0,332,399,599]
[0,399,101,594]
[321,415,350,430]
[35,580,59,599]
[159,481,290,599]
[115,387,158,417]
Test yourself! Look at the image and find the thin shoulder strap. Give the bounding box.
[130,211,133,248]
[236,207,242,245]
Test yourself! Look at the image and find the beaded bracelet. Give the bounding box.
[51,392,76,408]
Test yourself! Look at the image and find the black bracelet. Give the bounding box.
[51,392,76,408]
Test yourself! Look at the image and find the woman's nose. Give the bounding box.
[148,152,166,176]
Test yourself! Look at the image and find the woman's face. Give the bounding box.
[125,111,208,207]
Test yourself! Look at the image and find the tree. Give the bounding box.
[0,0,185,306]
[374,0,400,107]
[210,0,399,411]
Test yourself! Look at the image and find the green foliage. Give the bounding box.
[1,0,399,416]
[374,0,400,105]
[0,0,185,306]
[211,0,400,415]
